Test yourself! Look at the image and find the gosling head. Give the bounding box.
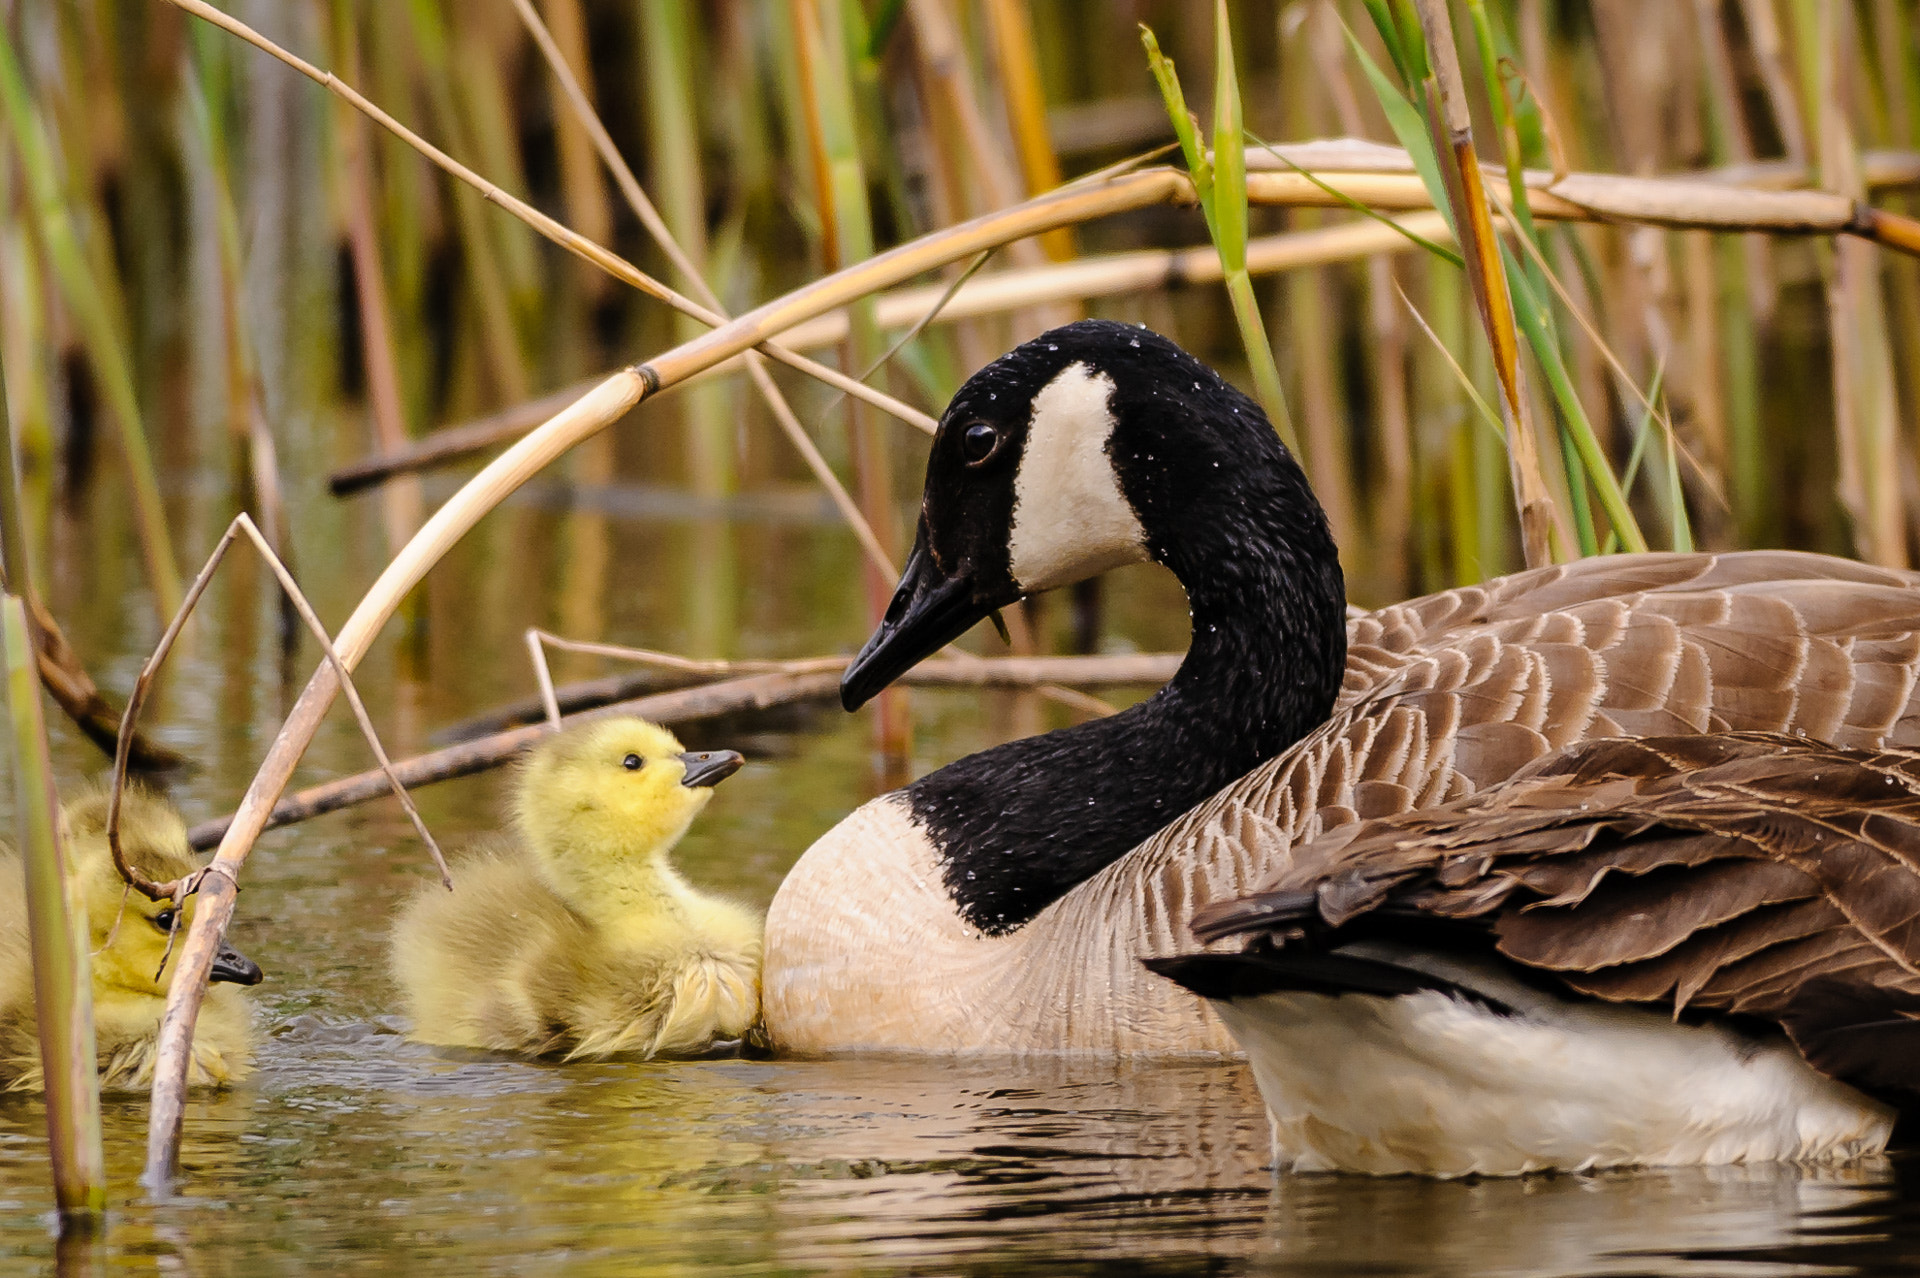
[841,319,1312,709]
[514,717,744,878]
[59,788,265,999]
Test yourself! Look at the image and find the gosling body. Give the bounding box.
[0,787,262,1093]
[391,718,760,1059]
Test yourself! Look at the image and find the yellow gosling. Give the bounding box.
[390,717,761,1060]
[0,786,263,1093]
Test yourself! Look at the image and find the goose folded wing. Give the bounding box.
[1182,733,1920,1106]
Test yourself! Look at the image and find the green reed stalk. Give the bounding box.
[0,26,182,620]
[1141,6,1298,453]
[2,596,103,1225]
[539,0,614,278]
[643,0,735,497]
[0,355,103,1223]
[403,0,530,405]
[0,186,52,476]
[793,0,908,765]
[454,20,542,312]
[366,0,434,426]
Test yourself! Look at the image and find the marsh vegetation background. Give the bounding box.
[2,0,1920,1271]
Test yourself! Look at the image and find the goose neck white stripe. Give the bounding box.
[1006,362,1147,594]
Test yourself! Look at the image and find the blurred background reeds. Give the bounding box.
[10,0,1920,777]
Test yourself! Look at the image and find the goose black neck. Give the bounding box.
[907,413,1346,936]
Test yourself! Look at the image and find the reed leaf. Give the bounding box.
[2,595,104,1223]
[1140,12,1297,452]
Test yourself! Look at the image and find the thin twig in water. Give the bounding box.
[108,514,451,897]
[526,627,1113,725]
[186,653,1177,850]
[528,630,563,731]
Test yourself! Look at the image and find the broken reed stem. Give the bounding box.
[143,370,643,1189]
[2,596,104,1225]
[186,653,1182,851]
[528,624,1109,726]
[531,629,850,679]
[108,514,449,901]
[161,0,936,437]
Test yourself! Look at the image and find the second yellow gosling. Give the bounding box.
[0,787,263,1093]
[390,717,762,1059]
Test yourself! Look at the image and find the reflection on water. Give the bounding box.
[0,1021,1911,1275]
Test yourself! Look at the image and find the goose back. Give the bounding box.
[771,550,1920,1052]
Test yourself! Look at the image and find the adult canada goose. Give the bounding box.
[0,787,263,1092]
[761,319,1920,1054]
[1147,732,1920,1175]
[390,717,761,1059]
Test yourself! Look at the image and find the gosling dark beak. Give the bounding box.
[678,750,744,788]
[211,942,264,987]
[841,525,1002,711]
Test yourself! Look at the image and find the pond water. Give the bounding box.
[3,431,1919,1277]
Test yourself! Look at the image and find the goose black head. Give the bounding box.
[842,319,1312,710]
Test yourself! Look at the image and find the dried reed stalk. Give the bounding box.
[186,652,1180,849]
[107,515,449,900]
[140,162,1196,1176]
[1414,0,1555,567]
[326,213,1454,493]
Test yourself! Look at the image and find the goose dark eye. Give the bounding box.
[153,909,177,933]
[961,421,1000,465]
[622,753,644,771]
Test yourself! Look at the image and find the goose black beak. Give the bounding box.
[211,942,264,987]
[678,749,744,788]
[842,531,999,711]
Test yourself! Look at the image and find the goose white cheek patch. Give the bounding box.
[1007,363,1148,593]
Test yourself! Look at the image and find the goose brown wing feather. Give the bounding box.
[1180,732,1920,1100]
[1006,553,1920,1053]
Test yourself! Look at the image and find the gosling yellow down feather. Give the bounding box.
[390,717,761,1059]
[0,786,263,1093]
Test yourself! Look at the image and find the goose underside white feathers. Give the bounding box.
[1149,731,1920,1174]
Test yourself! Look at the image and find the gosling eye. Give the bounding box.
[622,753,644,772]
[152,908,178,933]
[961,421,1001,466]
